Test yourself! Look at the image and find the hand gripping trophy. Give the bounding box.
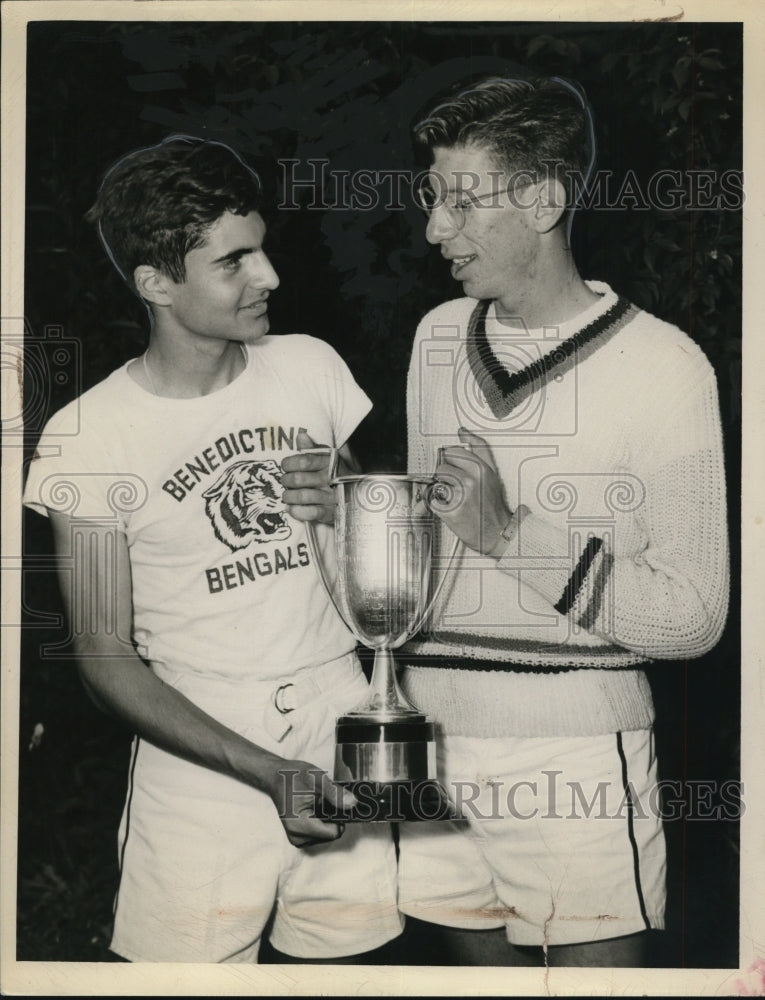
[306,450,462,823]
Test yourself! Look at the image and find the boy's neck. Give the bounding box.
[132,336,247,399]
[495,247,600,330]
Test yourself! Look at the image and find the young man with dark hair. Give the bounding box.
[23,135,402,963]
[395,76,730,967]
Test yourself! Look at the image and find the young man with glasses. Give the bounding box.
[396,76,730,967]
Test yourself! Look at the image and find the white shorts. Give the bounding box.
[110,653,403,962]
[398,729,666,947]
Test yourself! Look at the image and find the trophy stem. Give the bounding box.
[360,647,420,718]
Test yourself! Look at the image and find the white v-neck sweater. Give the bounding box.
[401,281,729,737]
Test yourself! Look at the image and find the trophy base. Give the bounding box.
[317,779,463,823]
[326,703,462,823]
[335,714,436,785]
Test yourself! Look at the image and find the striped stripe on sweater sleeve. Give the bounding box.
[553,535,615,631]
[499,517,615,633]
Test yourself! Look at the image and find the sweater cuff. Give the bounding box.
[497,509,614,629]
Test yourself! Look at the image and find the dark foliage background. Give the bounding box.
[18,19,742,967]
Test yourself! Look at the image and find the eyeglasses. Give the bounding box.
[416,179,537,231]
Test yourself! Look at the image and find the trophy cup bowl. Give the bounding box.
[306,452,461,823]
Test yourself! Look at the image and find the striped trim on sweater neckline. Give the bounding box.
[466,294,639,419]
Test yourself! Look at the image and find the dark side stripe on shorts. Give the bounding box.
[113,736,141,917]
[615,731,652,931]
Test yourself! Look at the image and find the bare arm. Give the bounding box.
[48,511,353,847]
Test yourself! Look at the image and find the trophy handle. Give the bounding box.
[296,444,340,483]
[406,519,462,641]
[327,446,341,484]
[299,445,341,610]
[404,448,465,639]
[305,519,339,610]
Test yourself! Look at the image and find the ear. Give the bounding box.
[133,265,174,306]
[529,177,568,234]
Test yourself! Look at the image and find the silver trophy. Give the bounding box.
[306,450,461,822]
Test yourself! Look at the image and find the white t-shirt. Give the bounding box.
[24,334,371,685]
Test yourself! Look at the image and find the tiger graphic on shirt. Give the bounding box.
[202,459,292,551]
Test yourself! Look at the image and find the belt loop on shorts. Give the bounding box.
[264,684,297,743]
[263,653,359,743]
[281,653,357,711]
[274,683,297,715]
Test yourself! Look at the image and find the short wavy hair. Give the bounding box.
[413,76,595,210]
[86,135,263,293]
